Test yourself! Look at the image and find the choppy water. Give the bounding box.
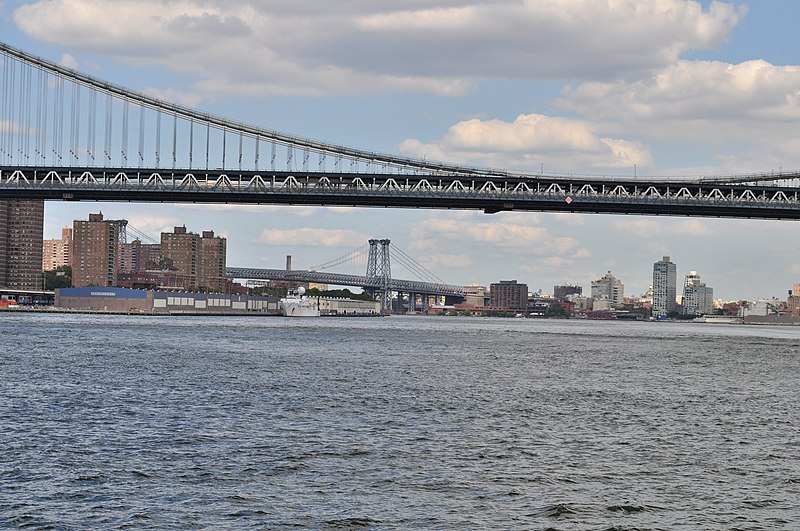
[1,313,799,529]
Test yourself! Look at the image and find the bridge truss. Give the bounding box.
[2,166,800,219]
[225,266,464,300]
[2,41,800,219]
[227,238,464,313]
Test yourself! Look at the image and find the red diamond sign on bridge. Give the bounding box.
[565,195,573,204]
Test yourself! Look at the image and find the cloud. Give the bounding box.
[612,218,713,238]
[124,215,179,237]
[13,0,743,98]
[256,227,368,247]
[343,0,742,79]
[408,214,583,258]
[0,119,18,134]
[141,87,205,108]
[411,253,474,272]
[59,52,79,69]
[549,212,587,226]
[540,256,573,269]
[646,242,670,256]
[559,60,800,143]
[409,217,548,248]
[400,113,654,173]
[176,203,323,218]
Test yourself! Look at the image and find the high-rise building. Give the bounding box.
[0,200,45,290]
[652,256,677,316]
[42,227,73,271]
[161,226,199,287]
[72,212,121,287]
[198,230,227,291]
[117,239,157,272]
[682,270,713,316]
[591,271,624,304]
[161,226,227,291]
[554,284,582,301]
[489,280,528,311]
[117,240,138,274]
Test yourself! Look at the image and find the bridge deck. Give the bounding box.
[3,167,800,220]
[226,267,464,297]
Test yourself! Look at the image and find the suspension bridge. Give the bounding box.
[1,41,800,219]
[227,239,464,312]
[107,218,452,312]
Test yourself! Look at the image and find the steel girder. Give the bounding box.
[225,267,465,298]
[2,166,800,220]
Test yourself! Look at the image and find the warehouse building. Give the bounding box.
[55,287,280,314]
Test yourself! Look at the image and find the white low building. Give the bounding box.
[740,300,778,317]
[318,297,381,316]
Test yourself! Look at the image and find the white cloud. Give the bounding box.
[413,253,474,271]
[59,52,79,69]
[409,217,547,248]
[613,218,713,238]
[142,87,205,109]
[124,215,179,237]
[0,120,12,134]
[400,113,654,173]
[646,242,670,256]
[256,227,368,247]
[408,214,583,258]
[559,60,800,143]
[541,256,573,268]
[176,203,324,218]
[13,0,742,98]
[548,212,587,226]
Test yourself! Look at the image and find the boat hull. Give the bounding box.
[279,300,320,317]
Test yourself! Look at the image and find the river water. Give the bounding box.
[1,313,799,529]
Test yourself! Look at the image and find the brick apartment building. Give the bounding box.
[72,213,121,287]
[0,200,45,290]
[42,227,72,271]
[161,226,227,291]
[489,280,529,311]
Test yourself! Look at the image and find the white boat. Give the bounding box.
[692,315,742,324]
[279,287,320,317]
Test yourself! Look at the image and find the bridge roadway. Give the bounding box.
[226,267,465,298]
[2,166,800,219]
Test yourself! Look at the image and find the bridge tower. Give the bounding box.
[367,239,392,312]
[111,219,128,244]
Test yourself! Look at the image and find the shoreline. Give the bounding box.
[2,306,799,324]
[0,306,383,317]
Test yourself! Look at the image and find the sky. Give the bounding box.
[2,0,800,301]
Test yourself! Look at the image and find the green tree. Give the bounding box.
[44,265,72,290]
[546,302,569,318]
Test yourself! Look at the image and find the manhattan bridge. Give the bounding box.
[2,42,800,309]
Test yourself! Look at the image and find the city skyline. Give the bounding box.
[41,211,782,304]
[2,1,800,300]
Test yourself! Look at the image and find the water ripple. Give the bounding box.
[1,314,799,529]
